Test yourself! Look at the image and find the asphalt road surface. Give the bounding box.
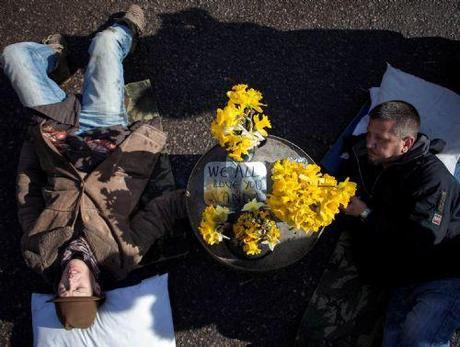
[1,1,459,346]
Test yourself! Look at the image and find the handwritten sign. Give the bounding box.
[204,161,267,208]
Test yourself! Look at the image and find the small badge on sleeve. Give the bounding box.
[432,213,442,225]
[432,191,447,226]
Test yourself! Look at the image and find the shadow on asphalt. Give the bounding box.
[0,7,459,346]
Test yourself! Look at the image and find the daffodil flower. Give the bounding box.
[211,84,271,161]
[267,160,357,233]
[199,205,230,245]
[242,198,265,212]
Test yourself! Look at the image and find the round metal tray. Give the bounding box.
[186,135,323,271]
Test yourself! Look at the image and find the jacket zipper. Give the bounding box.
[352,143,426,200]
[352,146,372,197]
[41,126,125,269]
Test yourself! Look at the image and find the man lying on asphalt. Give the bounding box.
[298,100,460,346]
[1,4,186,330]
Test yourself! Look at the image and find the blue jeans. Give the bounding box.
[1,24,133,134]
[384,278,460,347]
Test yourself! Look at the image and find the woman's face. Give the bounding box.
[58,259,100,297]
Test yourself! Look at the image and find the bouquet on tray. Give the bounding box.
[199,85,357,257]
[210,84,271,161]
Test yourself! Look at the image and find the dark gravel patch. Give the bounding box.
[1,1,459,346]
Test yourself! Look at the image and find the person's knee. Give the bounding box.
[89,28,120,53]
[400,313,440,345]
[1,42,33,71]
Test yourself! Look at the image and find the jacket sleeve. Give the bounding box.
[363,165,459,284]
[138,153,177,209]
[401,160,458,248]
[17,140,46,234]
[129,189,187,257]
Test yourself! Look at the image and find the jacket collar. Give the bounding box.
[384,133,447,169]
[387,133,430,167]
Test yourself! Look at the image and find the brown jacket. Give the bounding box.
[17,122,183,281]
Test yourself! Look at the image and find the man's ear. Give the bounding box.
[402,136,416,153]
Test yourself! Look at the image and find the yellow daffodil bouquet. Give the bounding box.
[197,161,356,257]
[199,205,231,246]
[210,84,272,161]
[198,199,280,256]
[267,159,357,232]
[232,200,280,256]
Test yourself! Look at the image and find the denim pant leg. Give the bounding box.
[383,285,413,346]
[454,160,460,183]
[1,42,66,107]
[77,24,133,134]
[384,278,460,347]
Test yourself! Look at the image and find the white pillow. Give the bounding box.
[352,63,460,175]
[32,274,175,347]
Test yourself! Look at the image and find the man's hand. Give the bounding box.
[343,196,368,217]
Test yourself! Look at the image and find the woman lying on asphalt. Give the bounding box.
[1,4,186,329]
